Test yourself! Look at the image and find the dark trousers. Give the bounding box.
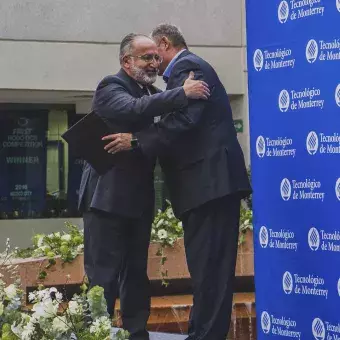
[181,194,241,340]
[83,208,153,340]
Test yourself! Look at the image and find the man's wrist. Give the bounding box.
[130,133,139,149]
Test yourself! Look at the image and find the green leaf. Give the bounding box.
[161,256,167,266]
[38,271,47,280]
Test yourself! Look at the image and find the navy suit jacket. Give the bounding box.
[78,69,188,218]
[136,51,252,217]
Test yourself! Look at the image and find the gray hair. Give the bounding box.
[151,24,188,49]
[119,33,150,64]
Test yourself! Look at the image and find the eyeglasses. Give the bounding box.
[128,53,163,63]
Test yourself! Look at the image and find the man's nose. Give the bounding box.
[150,59,158,68]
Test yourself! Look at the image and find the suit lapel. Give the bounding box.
[148,85,161,94]
[116,69,145,97]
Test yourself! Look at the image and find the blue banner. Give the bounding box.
[246,1,340,339]
[0,111,48,217]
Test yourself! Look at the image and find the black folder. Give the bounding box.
[61,111,116,175]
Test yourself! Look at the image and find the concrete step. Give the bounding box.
[114,293,256,339]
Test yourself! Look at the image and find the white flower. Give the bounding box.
[13,317,37,340]
[68,300,82,315]
[55,292,63,302]
[49,287,58,294]
[151,229,156,235]
[28,292,36,302]
[61,234,71,242]
[157,229,168,240]
[32,299,58,318]
[55,232,61,238]
[37,236,44,248]
[4,284,17,300]
[77,244,84,253]
[166,209,174,219]
[21,322,35,340]
[71,250,78,258]
[156,219,164,229]
[32,303,48,318]
[52,316,69,334]
[177,222,183,228]
[90,316,111,335]
[0,302,4,316]
[37,289,49,301]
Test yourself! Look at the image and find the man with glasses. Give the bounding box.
[103,25,252,340]
[78,33,209,340]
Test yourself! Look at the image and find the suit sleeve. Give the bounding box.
[93,81,188,123]
[135,59,209,158]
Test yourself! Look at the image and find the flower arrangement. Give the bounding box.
[151,200,183,246]
[13,222,84,280]
[0,240,129,340]
[15,222,84,263]
[2,285,129,340]
[0,239,24,340]
[150,200,183,285]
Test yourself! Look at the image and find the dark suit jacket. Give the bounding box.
[78,69,188,218]
[136,51,252,217]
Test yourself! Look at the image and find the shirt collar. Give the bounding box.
[163,49,187,83]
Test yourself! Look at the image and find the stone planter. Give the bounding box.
[0,255,85,294]
[148,239,189,281]
[1,231,254,293]
[148,231,254,279]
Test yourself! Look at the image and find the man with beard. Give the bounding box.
[103,25,252,340]
[78,33,209,340]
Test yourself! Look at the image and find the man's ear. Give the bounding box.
[122,56,131,69]
[162,36,171,51]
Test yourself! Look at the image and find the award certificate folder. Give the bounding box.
[61,111,116,175]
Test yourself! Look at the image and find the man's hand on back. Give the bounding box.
[102,133,132,154]
[183,71,210,100]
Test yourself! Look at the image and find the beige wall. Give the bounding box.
[0,0,242,46]
[0,41,245,95]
